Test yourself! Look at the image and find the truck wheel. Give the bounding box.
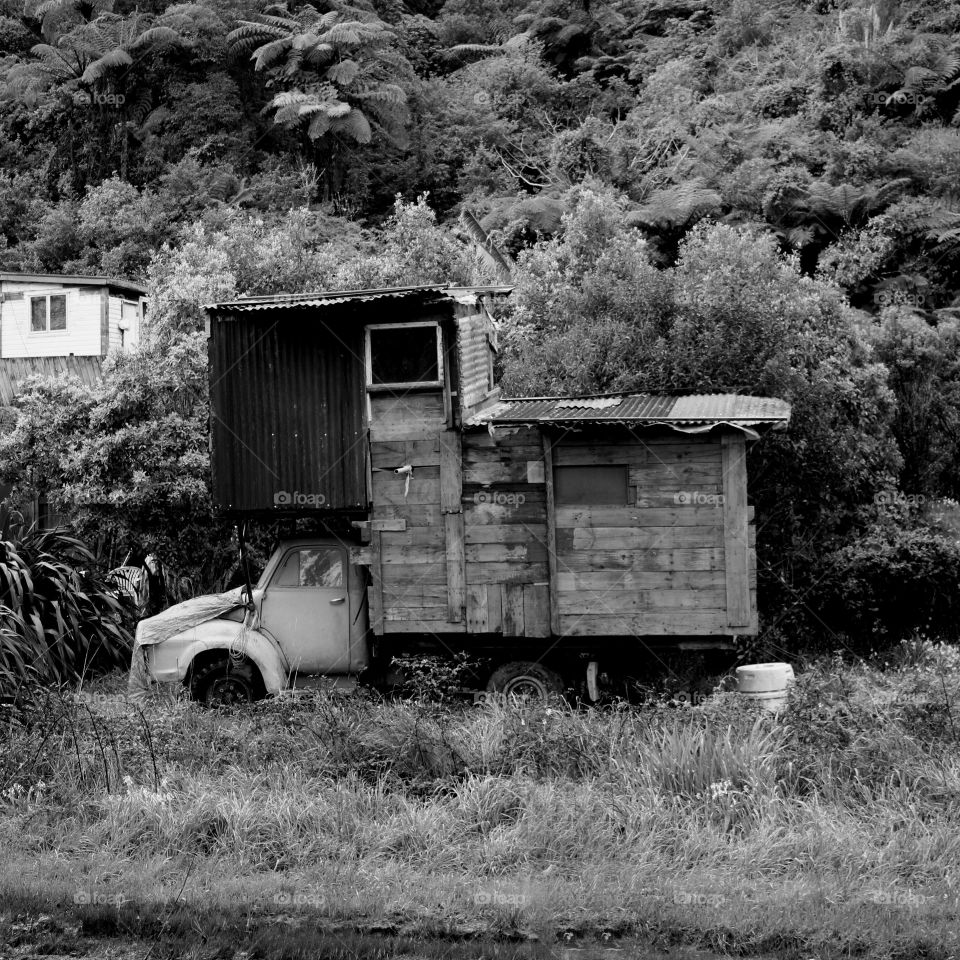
[486,661,563,699]
[191,657,263,706]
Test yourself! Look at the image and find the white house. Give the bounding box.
[0,272,146,361]
[0,272,149,528]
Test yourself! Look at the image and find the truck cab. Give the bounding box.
[140,537,371,703]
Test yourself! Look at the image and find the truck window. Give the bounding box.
[273,547,344,588]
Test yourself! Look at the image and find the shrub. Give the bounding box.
[817,522,960,649]
[0,527,134,695]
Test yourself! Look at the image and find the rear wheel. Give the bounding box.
[191,657,263,706]
[486,661,564,699]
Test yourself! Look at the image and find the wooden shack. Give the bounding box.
[206,285,790,655]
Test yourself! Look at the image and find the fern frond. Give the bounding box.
[326,59,359,85]
[128,26,181,51]
[80,47,132,84]
[330,107,371,143]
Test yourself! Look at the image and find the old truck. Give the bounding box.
[130,284,791,702]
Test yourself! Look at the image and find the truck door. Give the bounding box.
[258,544,351,675]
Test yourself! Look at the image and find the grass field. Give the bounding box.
[2,643,960,959]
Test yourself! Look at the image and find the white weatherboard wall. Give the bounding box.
[0,281,103,358]
[108,295,142,353]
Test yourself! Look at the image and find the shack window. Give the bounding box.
[273,547,344,588]
[555,465,629,505]
[366,323,442,388]
[30,294,67,332]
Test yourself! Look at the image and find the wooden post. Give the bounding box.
[368,530,385,636]
[541,431,561,636]
[721,432,751,628]
[440,429,465,622]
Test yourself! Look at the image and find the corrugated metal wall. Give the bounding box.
[209,311,368,513]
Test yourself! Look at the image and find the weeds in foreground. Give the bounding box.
[2,647,960,957]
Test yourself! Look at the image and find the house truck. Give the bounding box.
[130,284,791,703]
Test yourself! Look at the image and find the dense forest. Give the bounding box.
[1,0,960,662]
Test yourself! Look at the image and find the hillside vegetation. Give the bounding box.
[0,0,959,655]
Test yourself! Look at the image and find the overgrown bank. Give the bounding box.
[2,644,960,959]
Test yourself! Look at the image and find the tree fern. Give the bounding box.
[230,3,410,146]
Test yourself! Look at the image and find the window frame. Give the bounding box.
[554,463,631,506]
[29,293,68,335]
[364,321,444,391]
[269,545,346,589]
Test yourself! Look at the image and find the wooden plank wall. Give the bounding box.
[461,426,551,637]
[369,390,467,635]
[552,434,757,636]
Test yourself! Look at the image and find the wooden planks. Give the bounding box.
[440,429,465,622]
[551,432,756,638]
[542,433,561,636]
[721,432,751,629]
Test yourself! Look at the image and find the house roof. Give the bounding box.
[206,284,513,313]
[0,271,146,296]
[466,393,792,439]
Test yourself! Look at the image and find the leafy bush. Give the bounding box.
[0,528,133,695]
[817,522,960,648]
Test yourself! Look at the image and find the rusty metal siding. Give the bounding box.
[209,311,367,513]
[467,393,791,427]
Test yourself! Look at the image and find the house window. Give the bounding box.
[30,294,67,333]
[273,547,344,588]
[366,323,443,388]
[555,464,629,505]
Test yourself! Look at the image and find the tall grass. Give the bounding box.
[0,527,133,695]
[3,650,960,957]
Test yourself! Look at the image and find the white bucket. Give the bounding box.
[735,662,795,711]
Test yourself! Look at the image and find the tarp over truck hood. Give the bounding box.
[127,587,248,700]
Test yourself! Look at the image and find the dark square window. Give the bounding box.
[369,325,440,385]
[555,464,629,505]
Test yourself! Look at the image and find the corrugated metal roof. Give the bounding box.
[466,393,791,429]
[206,284,512,313]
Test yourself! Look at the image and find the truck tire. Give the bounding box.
[486,661,563,699]
[191,657,264,706]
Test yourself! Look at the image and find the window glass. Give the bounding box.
[49,295,66,331]
[30,298,46,332]
[121,301,138,324]
[555,465,629,505]
[273,548,343,588]
[369,326,439,385]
